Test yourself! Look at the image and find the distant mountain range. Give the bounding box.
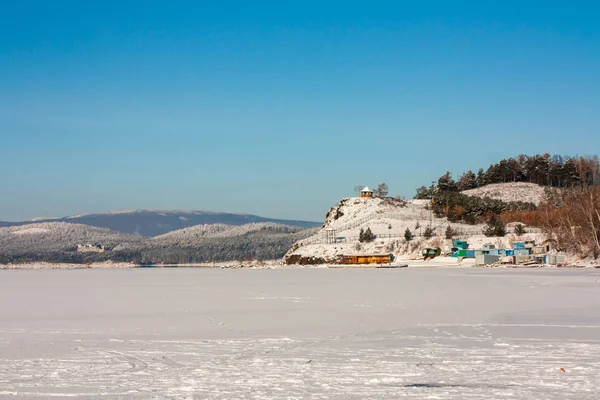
[0,210,321,237]
[0,221,318,265]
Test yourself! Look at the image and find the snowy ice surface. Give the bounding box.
[0,268,599,399]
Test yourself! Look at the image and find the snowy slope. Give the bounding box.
[0,221,318,263]
[0,210,321,237]
[285,196,544,264]
[0,222,140,252]
[154,222,314,243]
[123,223,319,263]
[462,182,547,205]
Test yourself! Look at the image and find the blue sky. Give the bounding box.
[1,1,599,222]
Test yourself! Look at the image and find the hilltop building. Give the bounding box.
[360,186,374,198]
[77,244,105,253]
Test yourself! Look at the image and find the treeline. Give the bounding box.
[500,186,600,258]
[432,191,537,224]
[412,153,600,227]
[415,154,600,199]
[0,222,317,265]
[125,224,316,264]
[124,229,314,264]
[0,250,141,265]
[0,235,305,265]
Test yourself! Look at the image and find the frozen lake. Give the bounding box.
[1,268,599,399]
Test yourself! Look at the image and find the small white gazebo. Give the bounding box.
[360,186,374,198]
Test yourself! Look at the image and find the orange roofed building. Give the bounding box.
[360,186,374,198]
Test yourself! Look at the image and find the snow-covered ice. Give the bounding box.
[0,268,599,399]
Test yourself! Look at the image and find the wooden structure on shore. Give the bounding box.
[77,243,105,253]
[342,253,393,265]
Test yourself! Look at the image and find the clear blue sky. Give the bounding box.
[1,1,599,222]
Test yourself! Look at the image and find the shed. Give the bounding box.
[515,254,534,264]
[423,247,440,259]
[343,254,393,265]
[454,240,469,250]
[541,239,558,253]
[546,254,567,266]
[476,254,500,265]
[360,186,374,198]
[533,246,547,255]
[514,248,531,256]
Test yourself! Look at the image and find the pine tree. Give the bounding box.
[514,223,526,236]
[483,215,507,237]
[404,228,413,241]
[414,185,436,199]
[458,170,478,191]
[362,227,375,242]
[423,227,434,239]
[359,228,365,243]
[476,168,486,187]
[445,225,456,239]
[437,171,458,192]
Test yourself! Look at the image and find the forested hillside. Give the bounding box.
[0,210,320,237]
[413,153,600,258]
[415,154,600,199]
[0,222,317,265]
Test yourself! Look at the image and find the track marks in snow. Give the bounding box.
[1,333,598,399]
[104,351,148,373]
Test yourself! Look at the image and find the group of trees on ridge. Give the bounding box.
[431,191,537,225]
[410,154,600,227]
[411,153,600,257]
[415,154,600,199]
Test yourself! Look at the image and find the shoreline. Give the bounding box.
[2,260,596,270]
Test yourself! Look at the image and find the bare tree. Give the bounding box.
[539,186,600,258]
[375,183,389,198]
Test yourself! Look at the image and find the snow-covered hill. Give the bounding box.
[0,210,321,237]
[118,223,318,263]
[0,221,317,264]
[462,182,547,206]
[0,222,140,253]
[285,196,544,265]
[153,222,315,244]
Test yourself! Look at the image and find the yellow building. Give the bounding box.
[343,254,393,265]
[360,186,374,198]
